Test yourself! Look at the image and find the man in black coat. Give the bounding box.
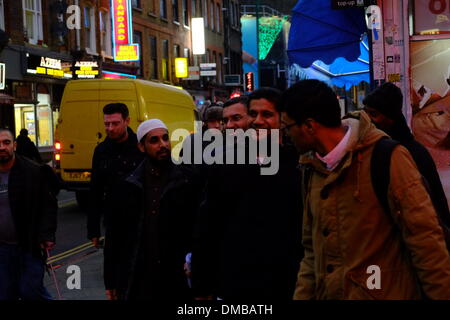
[0,128,57,300]
[191,88,303,300]
[16,128,42,163]
[110,119,197,300]
[363,82,450,227]
[87,103,143,300]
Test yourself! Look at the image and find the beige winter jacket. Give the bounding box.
[294,111,450,300]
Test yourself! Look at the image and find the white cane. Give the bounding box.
[46,249,63,300]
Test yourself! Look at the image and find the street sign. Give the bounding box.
[331,0,370,9]
[184,66,200,80]
[224,74,241,86]
[200,63,217,77]
[200,70,217,76]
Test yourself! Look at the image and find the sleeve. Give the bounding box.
[389,145,450,299]
[87,147,103,239]
[293,200,316,300]
[38,165,58,243]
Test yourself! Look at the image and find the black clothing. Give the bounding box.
[386,117,450,227]
[16,134,42,163]
[192,143,303,300]
[87,127,143,290]
[8,155,57,258]
[111,158,198,300]
[87,127,143,239]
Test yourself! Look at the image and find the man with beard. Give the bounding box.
[192,88,303,300]
[0,128,57,300]
[110,119,197,300]
[87,103,143,300]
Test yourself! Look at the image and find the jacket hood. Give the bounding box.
[300,111,387,169]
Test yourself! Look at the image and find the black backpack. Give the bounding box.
[371,137,450,251]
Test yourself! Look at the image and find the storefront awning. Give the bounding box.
[287,0,367,67]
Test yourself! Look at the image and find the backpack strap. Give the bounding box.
[371,137,401,214]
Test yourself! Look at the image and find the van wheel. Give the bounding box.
[75,191,89,210]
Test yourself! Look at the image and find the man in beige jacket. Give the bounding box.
[279,80,450,300]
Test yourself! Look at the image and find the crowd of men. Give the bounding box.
[1,79,450,300]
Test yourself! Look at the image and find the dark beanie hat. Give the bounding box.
[363,82,404,120]
[203,106,223,122]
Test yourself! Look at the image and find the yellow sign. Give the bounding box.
[175,58,189,78]
[115,44,140,62]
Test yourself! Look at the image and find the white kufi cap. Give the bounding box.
[137,119,168,142]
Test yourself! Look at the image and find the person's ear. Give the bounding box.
[125,117,131,126]
[138,142,145,153]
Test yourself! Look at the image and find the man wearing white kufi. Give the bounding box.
[109,119,195,300]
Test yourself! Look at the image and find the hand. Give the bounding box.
[91,237,100,249]
[106,289,118,300]
[40,241,55,251]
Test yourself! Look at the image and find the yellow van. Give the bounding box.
[54,79,198,207]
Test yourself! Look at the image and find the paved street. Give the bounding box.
[43,191,106,300]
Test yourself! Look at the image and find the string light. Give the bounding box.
[258,16,286,60]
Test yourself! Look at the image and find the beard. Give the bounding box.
[0,152,13,163]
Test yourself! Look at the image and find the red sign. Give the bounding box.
[102,71,136,79]
[112,0,131,45]
[114,44,140,62]
[245,72,254,92]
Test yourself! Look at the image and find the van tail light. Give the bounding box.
[54,141,61,169]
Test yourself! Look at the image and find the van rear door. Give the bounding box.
[59,80,100,183]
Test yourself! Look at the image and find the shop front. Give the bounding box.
[379,0,450,205]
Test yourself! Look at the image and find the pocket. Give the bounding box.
[345,267,418,300]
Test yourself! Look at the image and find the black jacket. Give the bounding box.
[110,158,198,300]
[8,155,57,258]
[87,127,143,239]
[16,134,42,163]
[191,143,303,300]
[388,117,450,227]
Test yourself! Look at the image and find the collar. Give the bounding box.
[316,126,352,171]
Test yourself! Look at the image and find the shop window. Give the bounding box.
[172,0,179,22]
[160,0,167,19]
[23,0,43,45]
[162,39,169,81]
[149,35,158,79]
[0,0,4,31]
[84,6,97,53]
[36,93,53,147]
[183,0,189,26]
[15,105,36,144]
[100,10,112,57]
[413,0,450,35]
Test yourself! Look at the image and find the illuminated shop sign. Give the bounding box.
[26,54,72,79]
[102,71,137,79]
[111,0,140,62]
[175,58,189,78]
[74,61,100,78]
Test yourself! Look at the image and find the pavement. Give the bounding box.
[43,191,106,300]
